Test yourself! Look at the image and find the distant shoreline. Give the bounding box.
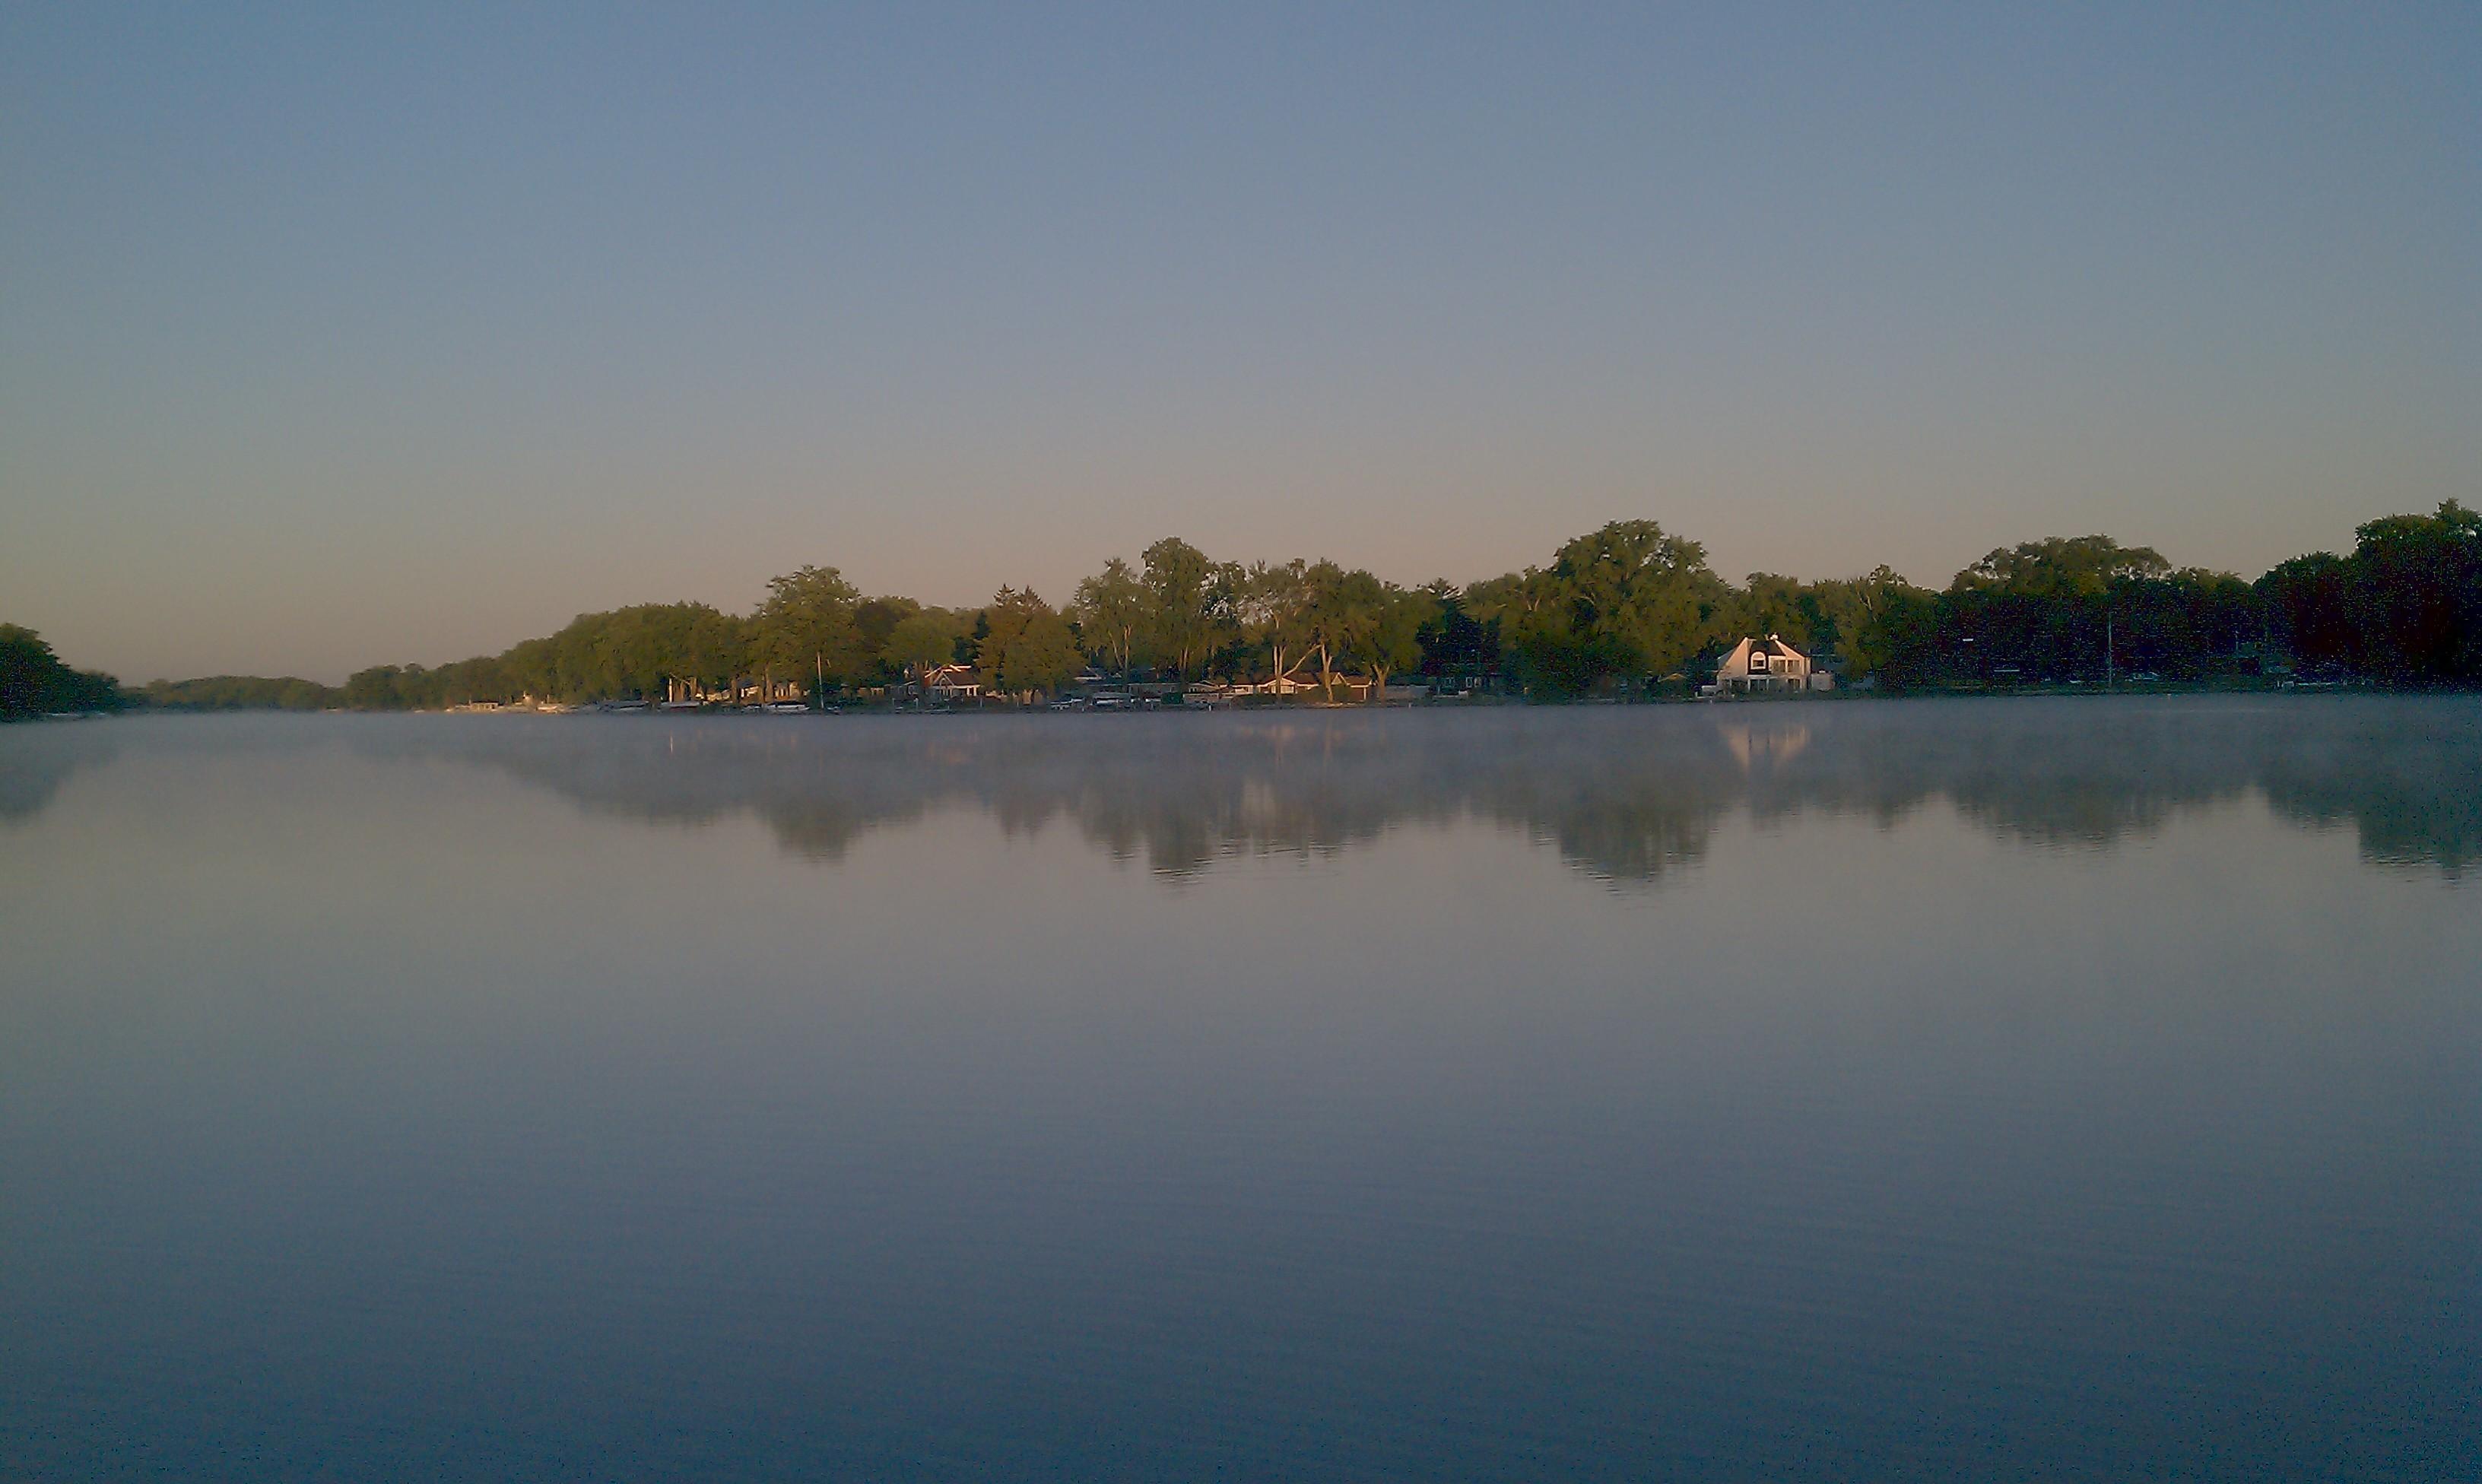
[11,503,2477,720]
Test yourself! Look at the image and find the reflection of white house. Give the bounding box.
[1718,635,1830,693]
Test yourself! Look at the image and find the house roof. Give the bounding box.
[1728,634,1810,663]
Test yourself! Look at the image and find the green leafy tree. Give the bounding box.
[1415,579,1498,683]
[0,626,123,718]
[1233,559,1314,694]
[686,607,747,699]
[1360,579,1433,695]
[1733,572,1815,648]
[853,597,919,679]
[1487,521,1725,695]
[754,564,865,698]
[1300,566,1423,699]
[1954,536,2170,599]
[886,610,965,701]
[343,664,416,709]
[1141,537,1221,680]
[1298,560,1367,699]
[976,588,1084,698]
[1935,537,2201,686]
[2343,500,2482,683]
[1798,566,1929,680]
[1071,556,1147,680]
[2258,552,2357,674]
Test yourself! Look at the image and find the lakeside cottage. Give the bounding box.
[922,663,982,703]
[1717,635,1832,694]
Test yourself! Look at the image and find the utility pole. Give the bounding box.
[2106,612,2115,690]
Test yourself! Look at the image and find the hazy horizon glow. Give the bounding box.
[5,4,2476,683]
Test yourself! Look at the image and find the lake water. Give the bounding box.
[3,698,2476,1480]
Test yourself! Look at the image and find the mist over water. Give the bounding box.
[3,699,2476,1479]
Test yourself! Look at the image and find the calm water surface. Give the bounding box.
[2,699,2476,1479]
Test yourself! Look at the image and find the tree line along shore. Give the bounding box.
[6,503,2477,721]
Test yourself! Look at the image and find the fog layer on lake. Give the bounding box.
[2,699,2475,1480]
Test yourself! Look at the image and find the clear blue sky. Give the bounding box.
[5,2,2475,681]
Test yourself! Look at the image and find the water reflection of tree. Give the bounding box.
[0,730,116,824]
[322,698,2481,884]
[2258,729,2482,879]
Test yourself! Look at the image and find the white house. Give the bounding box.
[1717,635,1830,693]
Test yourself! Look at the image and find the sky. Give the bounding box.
[4,3,2476,683]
